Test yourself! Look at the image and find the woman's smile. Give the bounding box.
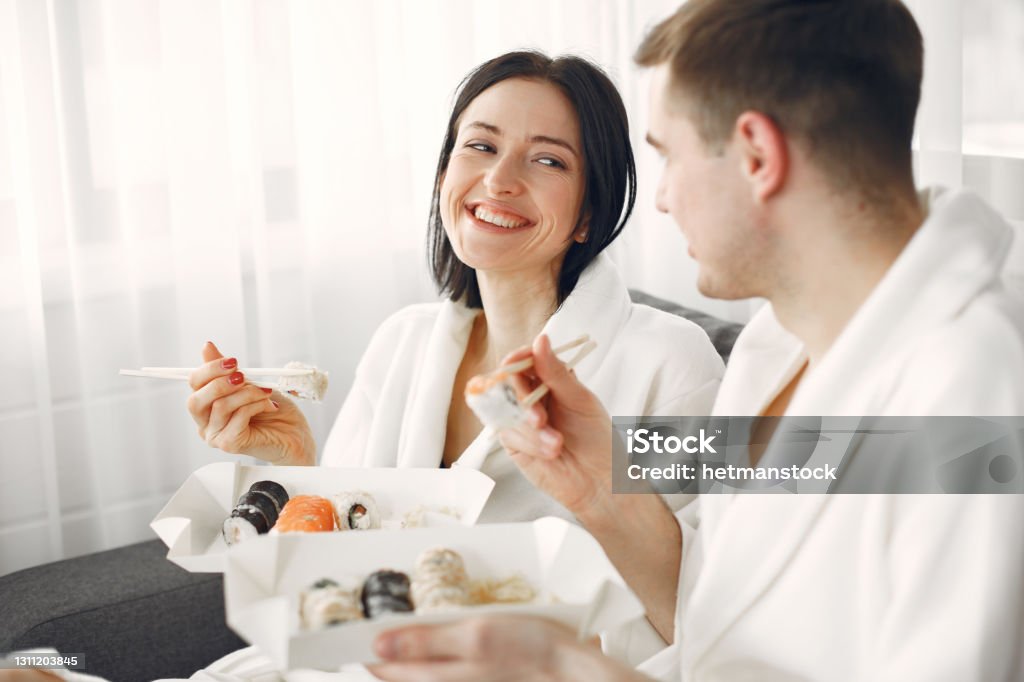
[464,200,535,233]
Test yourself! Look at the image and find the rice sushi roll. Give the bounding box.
[332,491,381,531]
[247,480,289,514]
[275,495,336,533]
[301,577,363,630]
[361,570,414,618]
[411,547,470,612]
[465,371,525,430]
[222,507,270,546]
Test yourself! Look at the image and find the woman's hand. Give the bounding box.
[186,342,316,465]
[370,615,647,682]
[496,334,615,518]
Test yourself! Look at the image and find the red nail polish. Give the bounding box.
[260,387,273,394]
[228,372,244,385]
[271,400,279,409]
[222,357,237,370]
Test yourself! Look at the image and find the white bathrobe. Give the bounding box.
[321,253,724,523]
[641,187,1024,682]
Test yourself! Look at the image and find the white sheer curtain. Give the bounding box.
[1,0,1021,575]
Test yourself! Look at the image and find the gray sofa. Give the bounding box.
[0,292,743,682]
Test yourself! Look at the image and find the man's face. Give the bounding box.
[646,65,761,300]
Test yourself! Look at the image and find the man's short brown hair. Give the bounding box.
[636,0,923,201]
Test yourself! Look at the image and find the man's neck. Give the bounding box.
[769,194,925,366]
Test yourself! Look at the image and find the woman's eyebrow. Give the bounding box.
[464,121,579,160]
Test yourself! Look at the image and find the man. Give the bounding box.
[370,1,1024,680]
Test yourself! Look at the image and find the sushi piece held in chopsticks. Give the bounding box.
[332,491,381,531]
[464,371,525,430]
[463,334,596,431]
[361,570,414,618]
[277,361,329,402]
[275,495,336,533]
[301,578,364,630]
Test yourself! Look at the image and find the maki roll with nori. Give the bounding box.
[222,506,270,546]
[222,479,289,545]
[247,480,289,514]
[332,491,381,530]
[236,490,280,528]
[361,570,414,618]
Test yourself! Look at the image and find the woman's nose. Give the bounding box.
[483,154,524,196]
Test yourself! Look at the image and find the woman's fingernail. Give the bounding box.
[540,428,559,446]
[228,372,244,385]
[222,357,237,370]
[526,409,542,428]
[260,387,273,394]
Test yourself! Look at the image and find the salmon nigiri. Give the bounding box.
[275,495,336,533]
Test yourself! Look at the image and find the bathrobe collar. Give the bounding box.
[682,187,1015,668]
[395,253,631,468]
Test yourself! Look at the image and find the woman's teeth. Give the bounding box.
[473,206,527,229]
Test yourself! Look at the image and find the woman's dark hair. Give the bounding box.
[428,50,637,308]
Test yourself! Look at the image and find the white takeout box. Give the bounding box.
[223,517,644,671]
[150,462,496,572]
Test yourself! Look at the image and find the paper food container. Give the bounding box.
[223,517,645,671]
[150,462,496,572]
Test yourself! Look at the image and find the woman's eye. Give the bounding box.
[537,157,566,169]
[467,142,494,153]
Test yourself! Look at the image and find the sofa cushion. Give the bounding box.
[628,289,744,364]
[0,539,243,682]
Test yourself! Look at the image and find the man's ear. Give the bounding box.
[734,111,788,203]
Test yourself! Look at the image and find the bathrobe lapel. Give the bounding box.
[395,301,477,468]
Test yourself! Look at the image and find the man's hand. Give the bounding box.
[497,334,615,517]
[370,615,649,682]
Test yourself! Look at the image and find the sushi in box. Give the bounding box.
[150,462,495,572]
[222,517,644,671]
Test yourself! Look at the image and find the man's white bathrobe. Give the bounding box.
[321,254,724,522]
[641,187,1024,682]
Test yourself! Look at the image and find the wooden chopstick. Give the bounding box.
[120,369,278,390]
[497,334,590,375]
[520,340,597,407]
[140,366,314,377]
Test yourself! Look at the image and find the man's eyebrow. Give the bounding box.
[464,121,580,160]
[645,132,664,150]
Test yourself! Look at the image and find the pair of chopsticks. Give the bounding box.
[489,333,596,407]
[118,366,313,391]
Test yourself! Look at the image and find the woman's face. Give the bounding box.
[440,78,587,282]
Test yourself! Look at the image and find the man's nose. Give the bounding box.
[655,174,669,214]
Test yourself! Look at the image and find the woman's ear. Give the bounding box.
[574,214,591,243]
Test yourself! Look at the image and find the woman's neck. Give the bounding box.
[473,267,559,367]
